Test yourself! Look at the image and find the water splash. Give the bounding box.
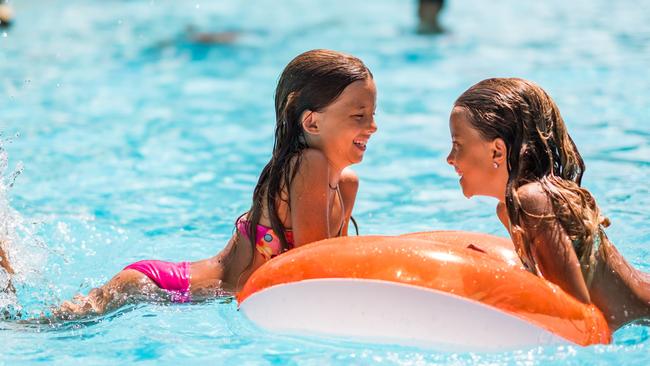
[0,143,19,314]
[0,138,48,318]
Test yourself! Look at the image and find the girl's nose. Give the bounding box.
[446,150,454,165]
[368,118,378,134]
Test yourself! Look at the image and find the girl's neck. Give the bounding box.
[321,152,346,188]
[328,167,343,189]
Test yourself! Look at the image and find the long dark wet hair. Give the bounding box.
[242,49,371,266]
[454,78,609,284]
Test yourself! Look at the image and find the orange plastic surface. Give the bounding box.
[237,233,611,346]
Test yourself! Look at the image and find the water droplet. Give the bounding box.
[195,4,200,9]
[1,32,7,38]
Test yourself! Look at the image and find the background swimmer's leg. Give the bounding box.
[0,240,14,275]
[52,269,167,320]
[0,240,15,296]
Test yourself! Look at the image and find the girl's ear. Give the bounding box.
[492,138,507,165]
[301,110,320,135]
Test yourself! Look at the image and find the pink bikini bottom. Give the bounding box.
[124,260,191,303]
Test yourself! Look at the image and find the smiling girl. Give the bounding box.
[54,49,377,319]
[446,77,650,331]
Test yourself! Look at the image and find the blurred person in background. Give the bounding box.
[417,0,445,34]
[185,25,238,45]
[0,0,13,29]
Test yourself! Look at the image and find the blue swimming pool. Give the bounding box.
[1,0,650,364]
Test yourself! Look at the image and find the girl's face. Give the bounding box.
[446,106,508,201]
[306,78,378,169]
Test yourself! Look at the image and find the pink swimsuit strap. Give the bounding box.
[236,217,294,260]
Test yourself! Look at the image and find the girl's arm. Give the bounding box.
[338,168,359,236]
[516,183,591,304]
[289,149,335,246]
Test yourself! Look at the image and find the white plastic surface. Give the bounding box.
[239,278,569,351]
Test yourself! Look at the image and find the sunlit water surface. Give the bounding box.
[1,0,650,364]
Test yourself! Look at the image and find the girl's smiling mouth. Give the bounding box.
[353,138,368,151]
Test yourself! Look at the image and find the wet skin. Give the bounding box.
[447,106,650,331]
[54,78,377,319]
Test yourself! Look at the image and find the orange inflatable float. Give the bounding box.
[237,232,611,350]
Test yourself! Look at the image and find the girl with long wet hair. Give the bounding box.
[54,49,377,319]
[446,77,650,331]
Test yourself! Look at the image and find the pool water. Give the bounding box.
[1,0,650,364]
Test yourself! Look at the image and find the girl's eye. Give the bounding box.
[353,114,364,121]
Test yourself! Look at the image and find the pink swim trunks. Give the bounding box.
[124,260,191,303]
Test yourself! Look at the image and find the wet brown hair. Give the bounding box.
[454,78,608,283]
[243,49,371,267]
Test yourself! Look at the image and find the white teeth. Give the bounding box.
[353,140,367,147]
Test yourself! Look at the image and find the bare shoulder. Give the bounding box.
[515,182,553,216]
[339,168,359,212]
[340,168,359,189]
[295,148,329,173]
[288,149,330,183]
